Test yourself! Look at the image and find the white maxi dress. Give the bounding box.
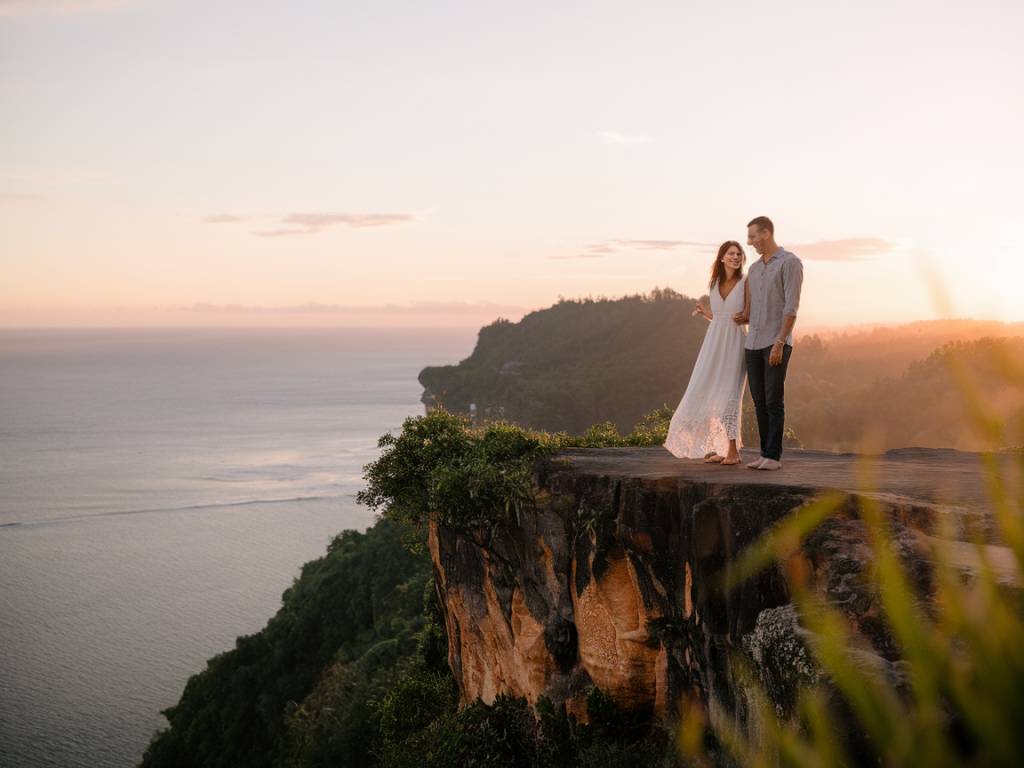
[663,277,747,458]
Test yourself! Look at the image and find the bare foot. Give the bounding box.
[704,454,725,463]
[721,456,741,465]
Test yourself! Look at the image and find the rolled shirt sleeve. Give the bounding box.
[782,256,803,317]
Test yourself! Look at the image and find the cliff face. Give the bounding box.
[428,447,1013,734]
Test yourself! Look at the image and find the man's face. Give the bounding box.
[747,224,770,255]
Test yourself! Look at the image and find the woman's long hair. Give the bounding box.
[709,240,746,290]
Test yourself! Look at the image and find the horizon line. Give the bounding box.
[1,316,1021,333]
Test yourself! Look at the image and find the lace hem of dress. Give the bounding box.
[663,402,743,459]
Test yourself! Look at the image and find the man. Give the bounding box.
[733,216,803,470]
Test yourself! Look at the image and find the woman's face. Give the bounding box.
[721,246,743,271]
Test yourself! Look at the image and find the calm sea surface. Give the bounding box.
[0,327,476,768]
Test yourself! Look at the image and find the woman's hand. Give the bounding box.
[692,302,712,321]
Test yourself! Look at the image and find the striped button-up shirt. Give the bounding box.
[744,247,803,350]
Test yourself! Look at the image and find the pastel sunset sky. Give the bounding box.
[2,0,1022,328]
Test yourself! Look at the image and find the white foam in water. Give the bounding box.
[0,327,475,768]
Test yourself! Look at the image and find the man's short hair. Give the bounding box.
[747,216,774,235]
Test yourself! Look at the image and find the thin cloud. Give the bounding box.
[550,253,608,261]
[202,214,245,224]
[251,228,313,238]
[550,238,717,260]
[791,237,897,262]
[284,212,412,229]
[612,239,716,251]
[0,0,134,17]
[253,211,414,237]
[598,131,651,145]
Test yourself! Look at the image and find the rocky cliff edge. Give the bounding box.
[428,446,1018,734]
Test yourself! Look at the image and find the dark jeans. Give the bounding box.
[745,344,792,461]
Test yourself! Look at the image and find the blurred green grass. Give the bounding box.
[679,334,1024,766]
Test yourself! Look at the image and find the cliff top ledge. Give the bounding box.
[551,446,1009,513]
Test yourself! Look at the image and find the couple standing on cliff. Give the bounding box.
[663,216,804,471]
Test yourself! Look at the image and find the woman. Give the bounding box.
[663,240,749,464]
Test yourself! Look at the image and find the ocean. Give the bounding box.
[0,327,477,768]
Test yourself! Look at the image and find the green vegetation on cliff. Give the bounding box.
[140,518,437,768]
[357,407,671,546]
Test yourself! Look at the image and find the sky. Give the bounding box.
[2,0,1023,328]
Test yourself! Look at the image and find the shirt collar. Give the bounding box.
[763,247,784,264]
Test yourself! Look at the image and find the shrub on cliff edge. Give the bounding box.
[356,406,672,549]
